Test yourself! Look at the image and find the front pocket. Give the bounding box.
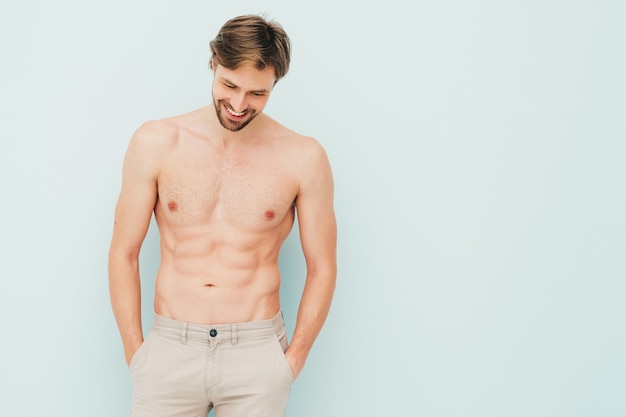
[129,332,152,374]
[272,335,294,384]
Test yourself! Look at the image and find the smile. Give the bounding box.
[225,105,246,117]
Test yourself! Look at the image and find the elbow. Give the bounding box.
[307,263,337,288]
[108,246,140,275]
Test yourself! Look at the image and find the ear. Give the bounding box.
[209,57,215,72]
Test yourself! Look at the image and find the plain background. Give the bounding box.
[1,1,624,416]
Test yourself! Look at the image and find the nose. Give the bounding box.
[230,93,247,113]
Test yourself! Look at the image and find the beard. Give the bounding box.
[213,99,258,132]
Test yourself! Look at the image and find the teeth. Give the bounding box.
[226,106,245,117]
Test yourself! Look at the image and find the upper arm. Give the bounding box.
[109,121,174,260]
[295,139,337,276]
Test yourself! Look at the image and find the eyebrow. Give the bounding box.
[220,77,270,94]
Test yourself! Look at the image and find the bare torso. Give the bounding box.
[152,107,303,324]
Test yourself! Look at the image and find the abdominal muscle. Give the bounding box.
[152,221,287,325]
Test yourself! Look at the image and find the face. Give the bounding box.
[211,62,277,132]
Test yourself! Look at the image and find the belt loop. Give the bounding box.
[231,324,238,346]
[180,322,188,345]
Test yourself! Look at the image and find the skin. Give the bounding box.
[108,62,337,381]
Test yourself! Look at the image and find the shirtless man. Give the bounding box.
[108,15,336,417]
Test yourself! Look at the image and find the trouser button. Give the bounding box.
[209,329,217,337]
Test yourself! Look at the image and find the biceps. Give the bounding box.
[297,197,337,270]
[111,179,157,257]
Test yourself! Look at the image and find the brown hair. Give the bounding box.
[210,15,291,81]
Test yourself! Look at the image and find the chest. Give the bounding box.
[156,145,298,228]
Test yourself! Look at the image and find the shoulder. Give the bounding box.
[272,127,332,185]
[122,118,182,179]
[264,116,328,160]
[129,118,179,152]
[132,106,214,151]
[289,132,330,169]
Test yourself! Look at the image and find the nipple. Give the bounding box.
[264,210,275,220]
[168,201,178,211]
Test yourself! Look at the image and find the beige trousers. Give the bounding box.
[129,311,293,417]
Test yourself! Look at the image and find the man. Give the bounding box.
[108,15,336,417]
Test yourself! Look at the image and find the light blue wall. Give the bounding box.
[1,1,624,416]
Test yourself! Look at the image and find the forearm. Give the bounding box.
[287,268,336,377]
[108,254,143,365]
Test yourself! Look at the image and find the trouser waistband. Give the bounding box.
[152,311,285,345]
